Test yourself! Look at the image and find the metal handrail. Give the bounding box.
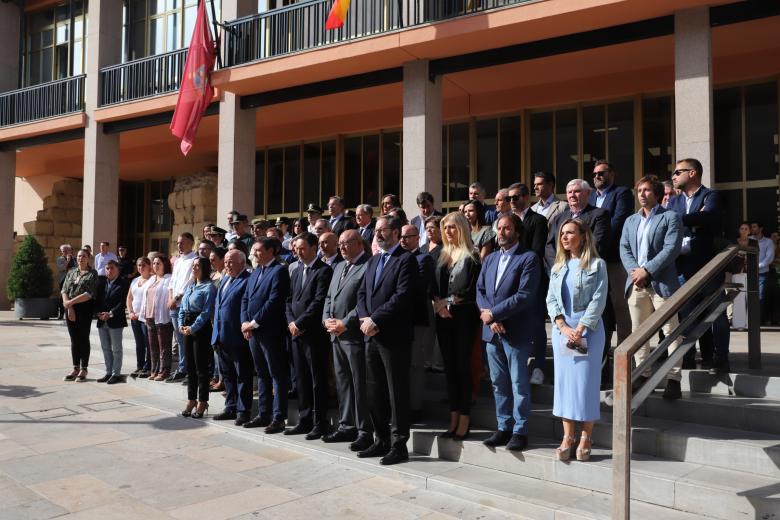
[0,75,86,127]
[611,243,761,519]
[99,47,189,106]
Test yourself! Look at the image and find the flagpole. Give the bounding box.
[205,0,223,69]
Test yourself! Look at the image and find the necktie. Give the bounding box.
[374,253,389,285]
[338,262,351,289]
[301,265,309,291]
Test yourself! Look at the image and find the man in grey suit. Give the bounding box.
[322,229,373,451]
[531,171,567,222]
[620,175,683,400]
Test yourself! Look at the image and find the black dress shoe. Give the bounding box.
[96,374,111,383]
[483,430,513,447]
[284,422,313,435]
[700,359,714,370]
[380,446,409,465]
[357,441,391,458]
[243,415,271,428]
[439,430,456,439]
[662,379,682,400]
[265,419,286,434]
[137,371,150,379]
[453,425,471,441]
[106,375,124,385]
[305,425,328,440]
[349,434,374,452]
[166,372,185,383]
[709,359,730,375]
[505,434,528,452]
[323,429,358,443]
[234,413,250,426]
[212,411,237,421]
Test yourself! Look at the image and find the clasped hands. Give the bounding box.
[630,266,650,289]
[359,317,379,337]
[559,322,587,346]
[479,308,506,334]
[432,298,452,319]
[323,318,347,336]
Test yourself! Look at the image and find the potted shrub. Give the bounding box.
[7,235,57,320]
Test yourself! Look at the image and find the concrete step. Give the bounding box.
[411,431,780,520]
[680,369,780,399]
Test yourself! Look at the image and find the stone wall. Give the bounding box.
[167,173,218,246]
[19,179,83,295]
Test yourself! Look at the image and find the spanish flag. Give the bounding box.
[325,0,350,30]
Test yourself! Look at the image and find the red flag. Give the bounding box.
[170,0,216,156]
[326,0,351,30]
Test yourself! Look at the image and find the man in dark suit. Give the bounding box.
[240,238,291,433]
[410,192,442,249]
[477,214,541,451]
[211,249,254,425]
[356,216,417,465]
[507,182,548,385]
[589,160,635,347]
[327,196,357,237]
[95,260,130,384]
[285,232,334,439]
[356,204,376,245]
[667,158,730,374]
[322,230,372,450]
[399,224,436,420]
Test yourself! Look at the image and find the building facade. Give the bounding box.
[0,0,779,308]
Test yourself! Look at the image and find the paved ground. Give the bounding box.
[0,314,520,520]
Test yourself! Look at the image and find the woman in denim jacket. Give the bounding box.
[178,257,217,418]
[546,218,608,462]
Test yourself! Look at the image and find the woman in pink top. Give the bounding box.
[141,255,173,380]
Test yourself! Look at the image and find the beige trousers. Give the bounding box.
[627,285,682,382]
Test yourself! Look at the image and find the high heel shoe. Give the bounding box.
[555,435,576,461]
[576,433,592,461]
[439,430,456,438]
[191,403,209,419]
[181,400,196,417]
[453,424,471,441]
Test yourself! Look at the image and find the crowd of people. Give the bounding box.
[55,157,777,466]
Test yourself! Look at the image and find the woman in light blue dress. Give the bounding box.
[546,218,608,462]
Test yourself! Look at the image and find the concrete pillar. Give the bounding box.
[674,8,714,186]
[82,1,123,249]
[402,60,442,216]
[217,1,258,219]
[0,2,20,309]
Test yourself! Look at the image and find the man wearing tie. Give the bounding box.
[285,232,334,439]
[410,192,442,249]
[322,230,373,451]
[477,214,541,451]
[356,216,417,465]
[327,196,357,237]
[356,204,376,245]
[211,250,253,425]
[240,238,291,433]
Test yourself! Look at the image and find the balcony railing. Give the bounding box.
[225,0,532,67]
[100,47,188,106]
[0,75,85,128]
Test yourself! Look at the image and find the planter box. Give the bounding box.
[14,298,58,320]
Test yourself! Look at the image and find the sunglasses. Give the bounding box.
[672,168,693,176]
[593,170,609,177]
[507,195,521,202]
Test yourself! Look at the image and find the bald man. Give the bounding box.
[318,232,342,267]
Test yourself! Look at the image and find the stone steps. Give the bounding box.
[680,369,780,398]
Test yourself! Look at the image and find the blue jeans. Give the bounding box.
[486,338,532,435]
[98,326,124,376]
[759,272,769,301]
[170,308,187,373]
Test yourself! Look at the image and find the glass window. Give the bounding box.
[719,189,744,240]
[745,82,778,182]
[382,132,401,202]
[255,150,265,216]
[344,137,361,208]
[321,140,337,209]
[267,148,284,215]
[607,101,635,187]
[746,187,778,233]
[530,112,553,175]
[582,104,606,174]
[500,117,522,189]
[445,123,470,202]
[362,135,380,205]
[284,146,301,214]
[642,96,673,178]
[556,109,578,192]
[303,143,321,209]
[476,118,499,196]
[714,87,743,184]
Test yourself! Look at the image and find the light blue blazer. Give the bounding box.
[546,257,608,332]
[619,207,682,299]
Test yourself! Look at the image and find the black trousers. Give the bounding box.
[366,337,411,447]
[436,304,479,415]
[291,333,329,428]
[66,303,93,369]
[184,317,213,402]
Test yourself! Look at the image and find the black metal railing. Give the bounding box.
[0,75,86,127]
[100,48,189,106]
[224,0,532,67]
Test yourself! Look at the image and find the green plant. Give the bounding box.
[7,235,53,300]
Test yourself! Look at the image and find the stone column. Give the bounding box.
[217,0,257,219]
[82,1,123,249]
[675,8,714,186]
[402,60,442,216]
[0,1,20,309]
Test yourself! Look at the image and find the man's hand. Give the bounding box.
[489,321,505,334]
[288,322,302,337]
[480,309,493,325]
[359,317,379,337]
[324,319,347,336]
[181,326,192,336]
[67,307,76,322]
[240,321,254,333]
[631,267,650,288]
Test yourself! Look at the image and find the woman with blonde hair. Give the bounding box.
[546,219,607,462]
[433,211,481,440]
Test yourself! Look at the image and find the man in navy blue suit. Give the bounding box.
[477,214,541,452]
[211,249,253,425]
[240,238,291,433]
[666,158,730,374]
[356,215,417,465]
[285,232,334,440]
[589,160,634,349]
